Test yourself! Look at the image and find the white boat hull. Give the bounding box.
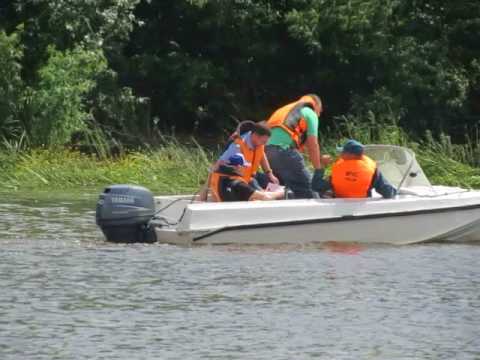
[152,188,480,246]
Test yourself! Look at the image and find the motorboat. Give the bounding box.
[96,145,480,246]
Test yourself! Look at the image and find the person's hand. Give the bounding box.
[311,168,325,192]
[268,172,280,184]
[320,154,332,166]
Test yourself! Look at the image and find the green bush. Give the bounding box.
[26,45,107,146]
[2,0,479,150]
[89,69,152,146]
[0,30,24,141]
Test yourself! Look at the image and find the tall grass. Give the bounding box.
[322,116,480,188]
[1,120,480,192]
[0,138,214,194]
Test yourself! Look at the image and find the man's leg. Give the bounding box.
[265,145,313,199]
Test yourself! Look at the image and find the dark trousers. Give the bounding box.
[252,172,269,190]
[265,145,314,199]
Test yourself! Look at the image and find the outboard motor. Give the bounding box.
[96,185,157,243]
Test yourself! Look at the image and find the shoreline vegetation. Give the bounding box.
[1,1,479,195]
[2,123,480,194]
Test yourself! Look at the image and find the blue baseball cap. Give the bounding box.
[337,139,364,155]
[228,154,251,167]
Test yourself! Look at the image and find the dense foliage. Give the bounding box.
[0,0,479,150]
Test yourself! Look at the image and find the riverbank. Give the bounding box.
[0,140,213,194]
[2,135,480,194]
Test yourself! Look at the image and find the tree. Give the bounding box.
[0,30,24,141]
[27,45,107,146]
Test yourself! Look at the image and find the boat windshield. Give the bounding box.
[363,145,431,188]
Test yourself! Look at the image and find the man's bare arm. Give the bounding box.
[305,135,322,169]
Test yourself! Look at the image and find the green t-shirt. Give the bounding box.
[267,107,319,149]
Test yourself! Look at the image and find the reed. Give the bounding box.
[0,138,214,193]
[1,123,480,192]
[321,116,480,189]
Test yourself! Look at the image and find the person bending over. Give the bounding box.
[265,94,330,199]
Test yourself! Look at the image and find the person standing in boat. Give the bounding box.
[265,94,331,199]
[209,122,285,202]
[312,139,397,199]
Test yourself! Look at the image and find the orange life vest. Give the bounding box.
[331,155,377,198]
[209,135,264,202]
[266,95,319,150]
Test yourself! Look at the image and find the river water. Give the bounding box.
[0,191,479,360]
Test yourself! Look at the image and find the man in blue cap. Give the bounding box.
[312,139,397,199]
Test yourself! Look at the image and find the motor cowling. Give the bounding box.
[96,185,157,243]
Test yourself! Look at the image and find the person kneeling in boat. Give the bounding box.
[311,139,397,199]
[209,122,284,201]
[210,154,285,201]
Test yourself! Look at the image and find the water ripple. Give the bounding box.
[0,196,479,359]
